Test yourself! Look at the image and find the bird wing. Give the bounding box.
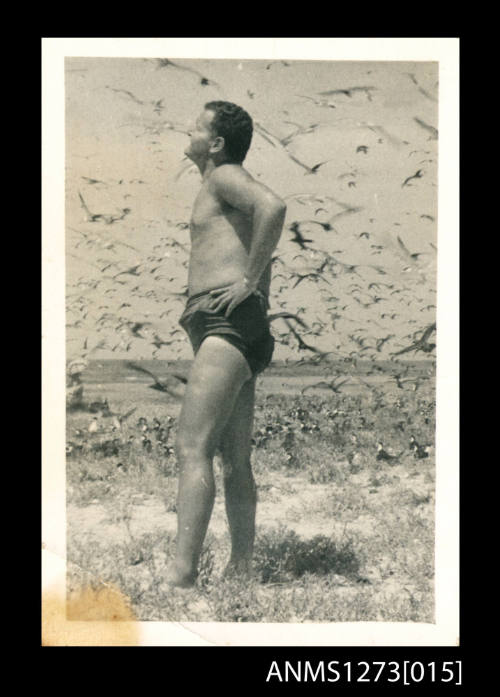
[254,122,280,148]
[113,239,140,252]
[318,89,350,97]
[170,373,188,384]
[156,58,176,69]
[311,160,331,172]
[175,161,197,182]
[108,87,144,104]
[291,275,307,289]
[77,191,93,217]
[291,235,312,249]
[126,362,163,385]
[268,312,309,329]
[401,173,415,187]
[285,152,312,172]
[119,406,138,422]
[420,322,437,343]
[396,235,418,262]
[152,333,173,346]
[413,117,438,139]
[392,343,417,356]
[114,265,140,279]
[303,381,330,391]
[286,321,316,351]
[297,335,324,355]
[156,58,200,78]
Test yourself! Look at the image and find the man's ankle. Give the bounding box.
[166,560,198,587]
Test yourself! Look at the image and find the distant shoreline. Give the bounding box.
[75,357,435,384]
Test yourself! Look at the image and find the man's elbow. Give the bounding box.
[271,198,287,219]
[257,193,287,223]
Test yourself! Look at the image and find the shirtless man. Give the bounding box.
[166,101,286,588]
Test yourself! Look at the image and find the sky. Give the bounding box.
[63,50,442,364]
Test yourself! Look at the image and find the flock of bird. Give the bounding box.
[66,57,438,380]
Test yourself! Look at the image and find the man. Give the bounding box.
[166,101,286,588]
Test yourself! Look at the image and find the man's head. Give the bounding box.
[185,101,253,165]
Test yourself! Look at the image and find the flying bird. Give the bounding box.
[318,86,376,100]
[152,99,164,114]
[295,94,337,109]
[280,121,321,147]
[299,157,334,175]
[402,170,424,188]
[105,86,144,104]
[253,121,281,148]
[150,333,176,350]
[113,264,142,280]
[284,320,328,356]
[289,270,332,289]
[289,222,313,250]
[174,159,197,182]
[375,335,395,352]
[392,323,436,356]
[360,123,405,147]
[267,312,309,329]
[301,377,350,394]
[155,58,220,88]
[283,151,313,173]
[295,219,334,232]
[123,321,152,339]
[413,117,438,139]
[405,73,438,102]
[78,191,131,224]
[396,235,426,262]
[105,407,138,430]
[266,60,291,70]
[328,205,363,224]
[126,362,188,397]
[167,287,189,298]
[81,176,106,185]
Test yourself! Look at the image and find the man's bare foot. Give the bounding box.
[164,561,197,589]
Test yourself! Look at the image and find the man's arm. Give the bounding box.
[208,165,286,316]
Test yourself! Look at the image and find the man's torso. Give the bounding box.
[186,168,271,297]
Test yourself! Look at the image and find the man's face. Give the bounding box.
[184,109,218,162]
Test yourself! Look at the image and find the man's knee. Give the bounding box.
[219,437,251,468]
[221,451,254,485]
[175,431,217,465]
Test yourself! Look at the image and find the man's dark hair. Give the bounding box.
[205,101,253,163]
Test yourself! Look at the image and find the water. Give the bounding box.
[79,359,435,395]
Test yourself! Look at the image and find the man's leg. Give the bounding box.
[167,336,252,588]
[218,376,257,578]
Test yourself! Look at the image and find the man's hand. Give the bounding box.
[209,279,254,317]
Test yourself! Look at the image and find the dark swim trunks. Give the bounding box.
[179,288,275,377]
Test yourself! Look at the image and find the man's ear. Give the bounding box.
[210,136,225,154]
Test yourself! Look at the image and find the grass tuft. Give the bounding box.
[253,526,360,583]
